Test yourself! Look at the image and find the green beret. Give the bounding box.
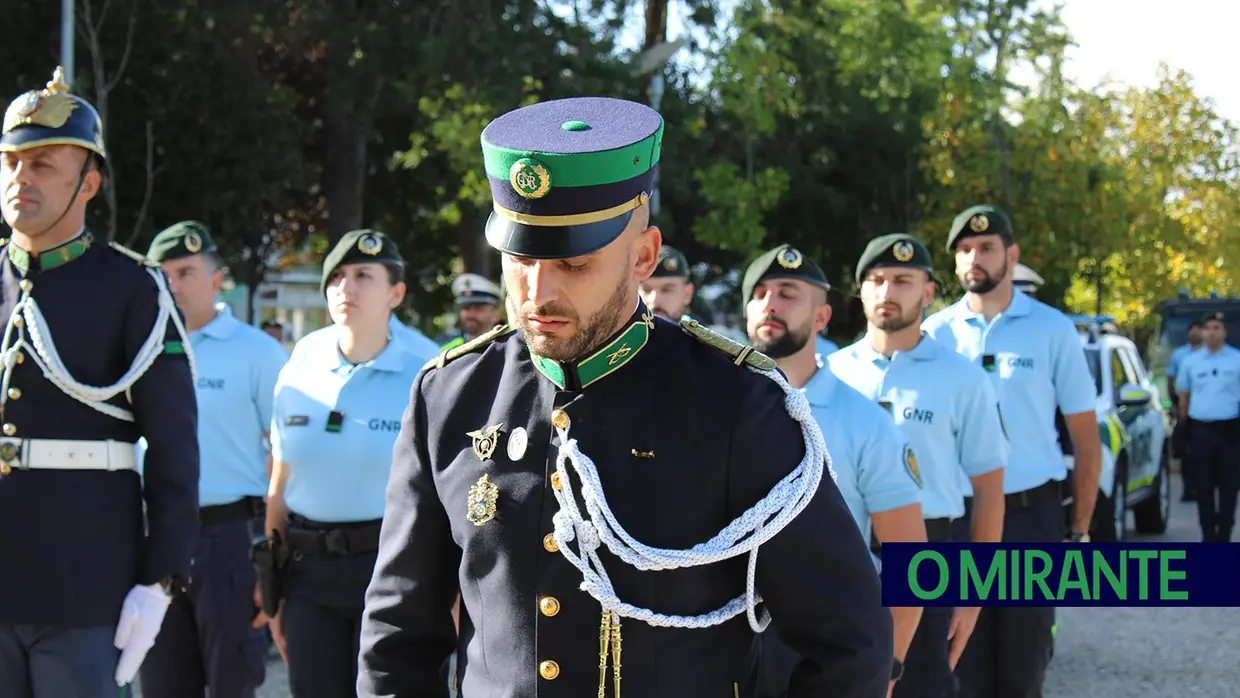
[855,233,934,285]
[651,245,690,279]
[320,229,404,297]
[481,97,663,260]
[946,204,1014,252]
[741,244,830,303]
[147,221,218,263]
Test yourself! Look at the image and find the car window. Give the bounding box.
[1118,346,1146,384]
[1084,347,1103,396]
[1110,349,1130,396]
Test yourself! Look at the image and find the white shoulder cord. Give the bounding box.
[0,268,197,422]
[550,364,834,633]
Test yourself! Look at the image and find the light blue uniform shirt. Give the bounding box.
[1178,345,1240,421]
[829,336,1009,519]
[137,305,289,506]
[390,316,441,360]
[271,326,426,522]
[1167,343,1200,379]
[922,291,1096,494]
[803,365,921,559]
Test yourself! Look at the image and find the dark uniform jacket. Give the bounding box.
[359,304,893,698]
[0,233,198,627]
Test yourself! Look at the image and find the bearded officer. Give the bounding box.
[830,234,1008,697]
[741,244,926,698]
[922,205,1100,698]
[638,244,696,321]
[440,272,504,351]
[358,96,892,698]
[0,68,198,695]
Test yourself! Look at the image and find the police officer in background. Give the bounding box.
[922,205,1101,698]
[1168,320,1203,499]
[137,222,289,698]
[359,97,893,698]
[0,67,199,695]
[265,230,428,697]
[1011,263,1043,296]
[440,273,504,351]
[1175,312,1240,542]
[742,244,926,698]
[638,244,696,321]
[831,234,1009,697]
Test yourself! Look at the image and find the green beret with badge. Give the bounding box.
[320,229,404,297]
[480,97,663,260]
[946,204,1014,252]
[741,244,831,303]
[854,233,934,285]
[651,245,690,279]
[147,221,218,263]
[0,67,107,161]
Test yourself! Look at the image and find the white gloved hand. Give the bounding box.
[113,582,172,686]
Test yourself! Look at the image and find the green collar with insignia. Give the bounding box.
[530,308,654,390]
[5,230,93,273]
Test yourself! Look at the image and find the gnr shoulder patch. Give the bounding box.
[903,443,923,488]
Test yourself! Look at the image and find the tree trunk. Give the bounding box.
[644,0,668,50]
[322,0,368,246]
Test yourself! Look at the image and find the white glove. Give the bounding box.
[113,582,172,685]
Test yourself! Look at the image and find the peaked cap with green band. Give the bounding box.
[651,244,690,279]
[320,229,404,297]
[855,233,934,285]
[741,244,830,304]
[481,97,664,260]
[946,204,1014,252]
[1,67,107,161]
[147,221,218,263]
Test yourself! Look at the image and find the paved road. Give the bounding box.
[143,474,1234,698]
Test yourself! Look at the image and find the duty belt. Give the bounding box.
[285,520,382,557]
[0,438,137,473]
[200,496,265,527]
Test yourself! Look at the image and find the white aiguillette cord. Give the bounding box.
[0,267,197,421]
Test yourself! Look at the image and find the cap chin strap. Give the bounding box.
[0,265,196,421]
[548,364,831,632]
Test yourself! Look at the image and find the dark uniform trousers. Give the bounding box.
[283,514,381,698]
[1186,419,1240,541]
[892,518,957,698]
[0,625,119,698]
[952,481,1062,698]
[139,503,268,698]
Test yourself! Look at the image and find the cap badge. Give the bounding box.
[358,233,383,256]
[184,232,203,254]
[776,246,803,270]
[969,214,989,233]
[509,158,552,200]
[662,258,677,272]
[4,68,78,133]
[893,241,914,263]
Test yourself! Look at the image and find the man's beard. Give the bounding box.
[867,298,926,332]
[751,318,813,359]
[960,259,1008,294]
[520,275,633,362]
[652,304,682,321]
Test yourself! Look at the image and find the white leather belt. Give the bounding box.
[0,438,138,472]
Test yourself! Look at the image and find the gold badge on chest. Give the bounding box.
[467,473,500,526]
[467,423,503,461]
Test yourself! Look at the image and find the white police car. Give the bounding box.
[1064,317,1171,541]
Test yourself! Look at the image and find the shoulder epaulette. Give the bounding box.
[679,316,776,371]
[423,324,515,371]
[107,241,159,268]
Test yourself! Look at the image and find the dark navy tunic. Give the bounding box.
[359,305,892,698]
[0,232,198,627]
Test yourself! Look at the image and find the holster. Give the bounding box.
[251,530,286,617]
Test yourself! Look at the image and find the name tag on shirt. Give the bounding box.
[286,415,309,427]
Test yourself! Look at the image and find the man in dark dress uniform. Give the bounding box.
[0,68,199,696]
[358,96,892,698]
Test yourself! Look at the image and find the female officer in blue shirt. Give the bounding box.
[264,229,428,698]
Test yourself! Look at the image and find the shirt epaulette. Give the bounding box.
[423,324,515,371]
[679,317,776,371]
[107,241,160,268]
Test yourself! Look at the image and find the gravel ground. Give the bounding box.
[142,473,1237,698]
